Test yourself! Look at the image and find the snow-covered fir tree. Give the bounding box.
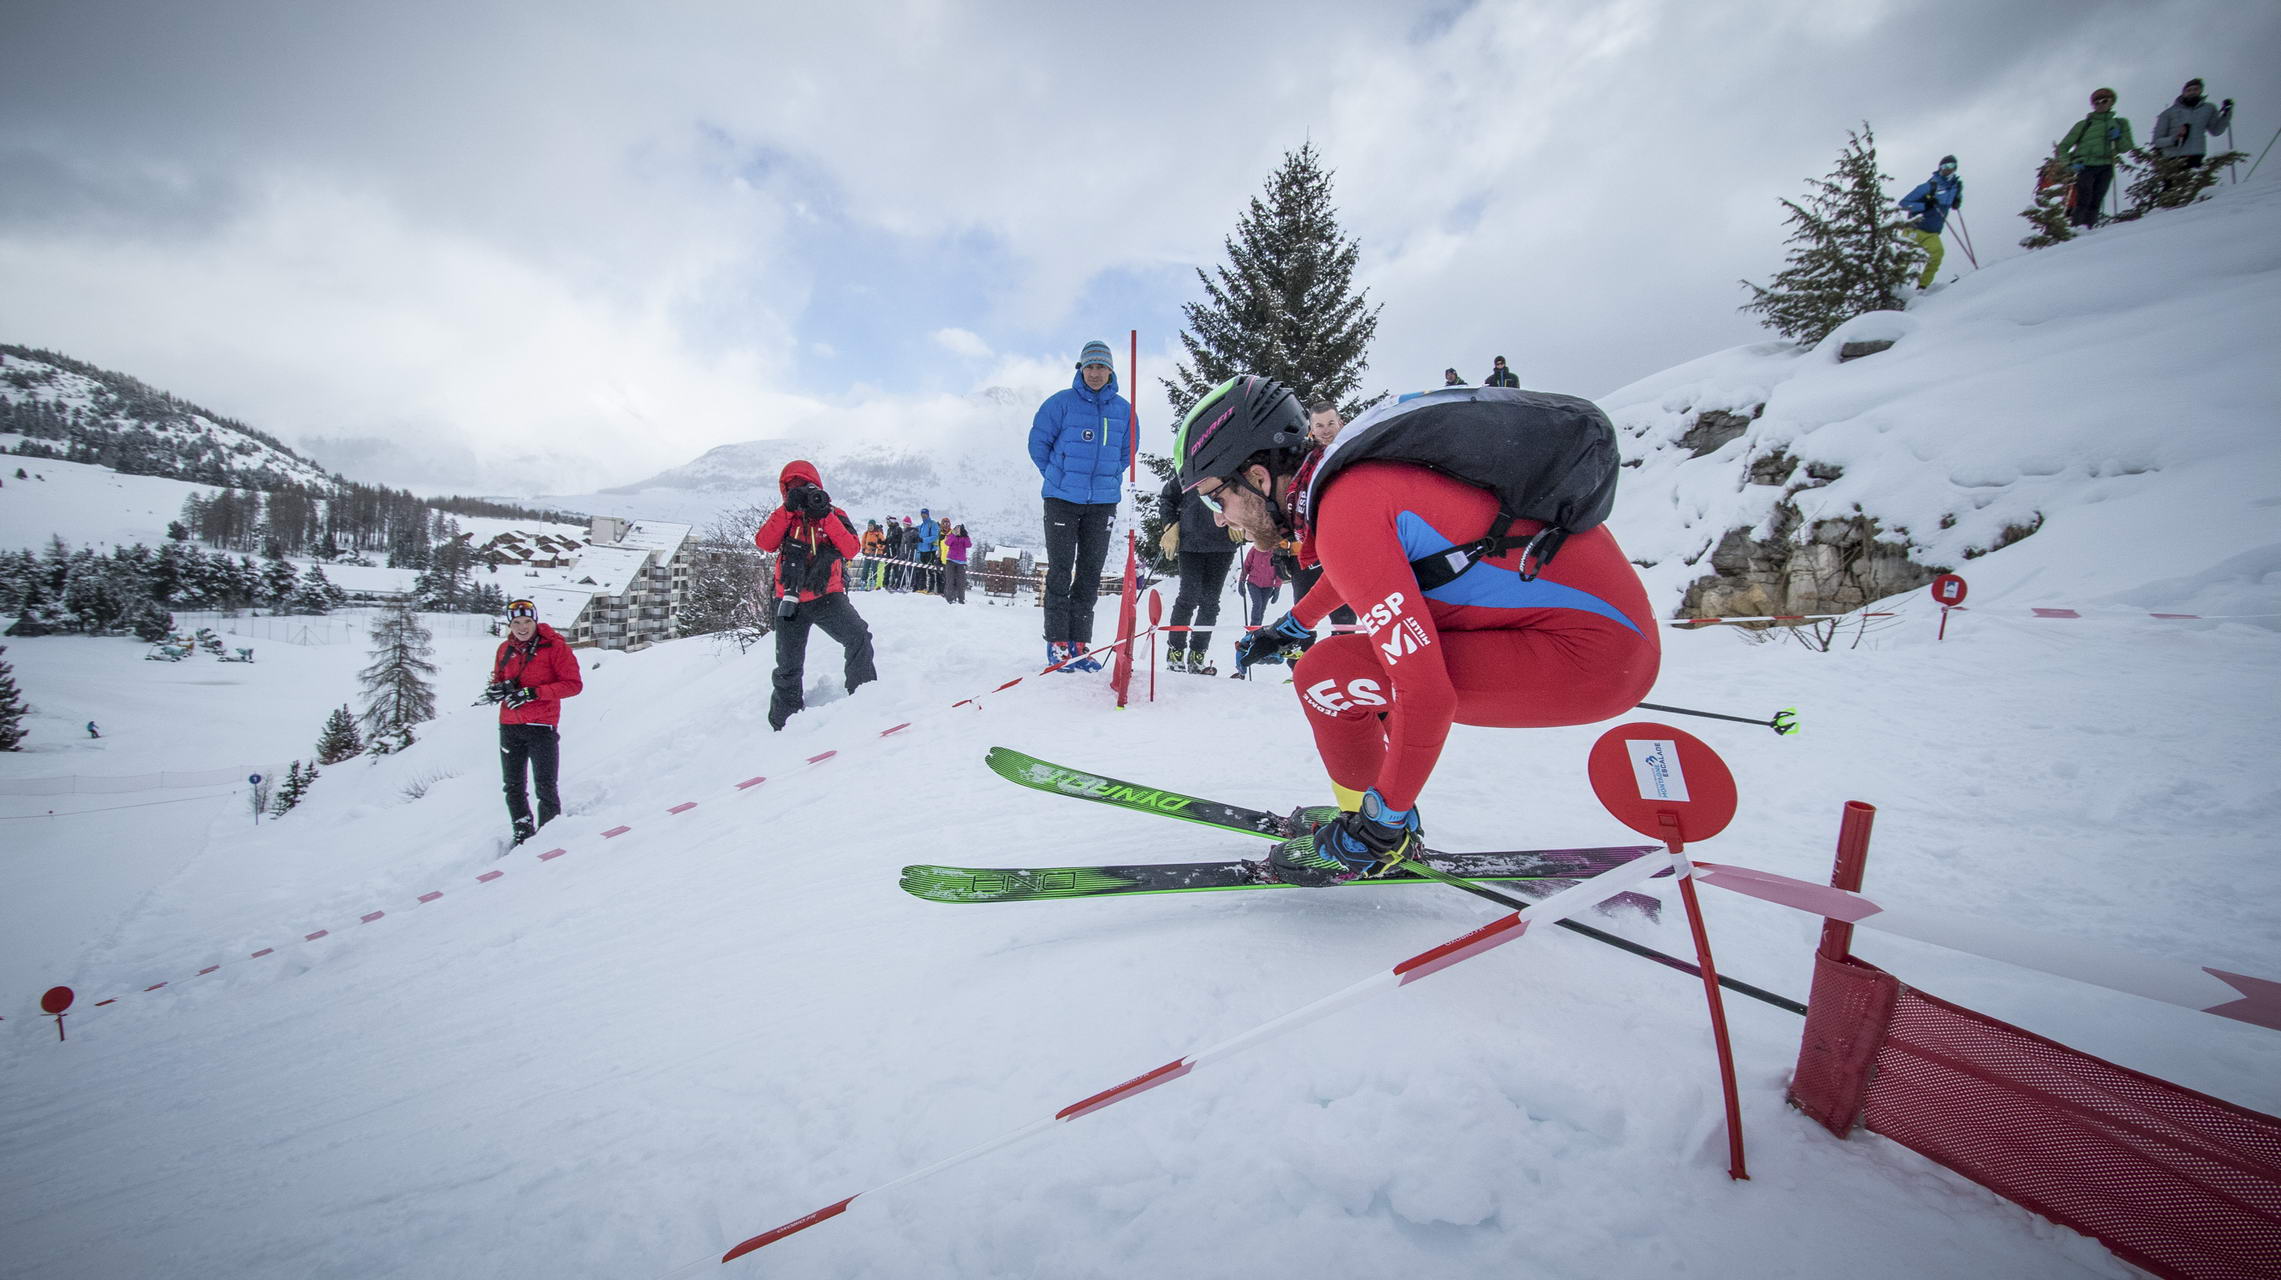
[259,541,299,609]
[1740,124,1921,344]
[315,704,363,765]
[290,563,346,614]
[0,646,30,750]
[357,598,436,749]
[1165,141,1385,421]
[268,759,317,816]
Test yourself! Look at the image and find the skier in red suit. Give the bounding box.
[1175,377,1659,885]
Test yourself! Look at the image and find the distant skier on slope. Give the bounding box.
[1898,155,1963,290]
[1175,377,1659,886]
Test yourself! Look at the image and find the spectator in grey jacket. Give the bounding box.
[2152,79,2235,163]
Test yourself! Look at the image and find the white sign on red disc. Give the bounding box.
[1931,573,1968,606]
[1587,723,1739,848]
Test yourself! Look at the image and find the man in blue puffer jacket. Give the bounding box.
[1899,155,1963,291]
[1028,339,1132,671]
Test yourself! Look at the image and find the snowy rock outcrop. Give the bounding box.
[1600,177,2281,625]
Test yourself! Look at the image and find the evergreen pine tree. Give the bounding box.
[269,760,308,816]
[1739,124,1921,345]
[2019,145,2078,250]
[0,645,30,750]
[315,703,364,764]
[357,598,437,746]
[259,540,299,610]
[1165,142,1386,422]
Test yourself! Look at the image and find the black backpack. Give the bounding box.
[1299,386,1621,586]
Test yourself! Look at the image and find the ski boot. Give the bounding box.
[1066,644,1103,673]
[1276,804,1344,838]
[1185,649,1218,677]
[1165,645,1189,673]
[1047,640,1075,671]
[1269,790,1421,887]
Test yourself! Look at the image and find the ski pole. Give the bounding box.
[2249,125,2278,179]
[1393,856,1807,1015]
[1634,701,1798,736]
[1950,211,1979,267]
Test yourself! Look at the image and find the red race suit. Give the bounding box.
[1288,461,1659,810]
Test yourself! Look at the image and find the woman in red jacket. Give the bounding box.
[754,460,876,730]
[485,598,584,845]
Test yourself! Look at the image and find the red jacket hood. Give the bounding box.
[778,459,822,495]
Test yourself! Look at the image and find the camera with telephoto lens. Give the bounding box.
[792,484,832,518]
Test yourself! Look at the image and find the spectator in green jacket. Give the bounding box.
[2060,88,2135,229]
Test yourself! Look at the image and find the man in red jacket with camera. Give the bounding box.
[754,459,876,731]
[481,598,584,846]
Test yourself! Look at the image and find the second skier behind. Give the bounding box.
[1174,376,1660,885]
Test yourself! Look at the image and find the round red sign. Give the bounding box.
[1931,573,1968,606]
[40,986,74,1015]
[1148,588,1164,626]
[1586,723,1739,848]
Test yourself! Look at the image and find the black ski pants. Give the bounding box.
[500,723,561,833]
[1169,548,1235,656]
[771,592,878,730]
[1042,497,1116,645]
[2069,164,2115,227]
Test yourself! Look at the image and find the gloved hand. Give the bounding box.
[795,485,833,518]
[477,680,515,705]
[2223,99,2233,110]
[1159,525,1180,558]
[2070,161,2085,173]
[505,685,538,709]
[1233,612,1315,672]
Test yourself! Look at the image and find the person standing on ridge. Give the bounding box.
[1898,155,1963,290]
[1442,368,1464,387]
[1174,377,1658,886]
[2060,88,2135,229]
[2151,78,2235,194]
[1483,356,1520,388]
[481,598,584,846]
[1028,339,1132,672]
[754,460,876,731]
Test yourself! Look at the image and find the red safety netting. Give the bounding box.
[1791,954,2281,1280]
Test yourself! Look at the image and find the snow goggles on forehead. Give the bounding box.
[508,600,537,619]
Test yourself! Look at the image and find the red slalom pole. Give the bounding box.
[1660,813,1749,1180]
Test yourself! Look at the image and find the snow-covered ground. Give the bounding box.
[1,579,2275,1279]
[3,181,2278,1279]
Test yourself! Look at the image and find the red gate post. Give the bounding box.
[1588,726,1749,1180]
[40,985,73,1042]
[1818,802,1878,962]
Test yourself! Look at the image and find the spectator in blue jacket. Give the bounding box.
[1899,155,1963,290]
[916,508,942,593]
[1028,338,1132,671]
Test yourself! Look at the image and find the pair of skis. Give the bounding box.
[904,747,1806,1015]
[898,747,1661,906]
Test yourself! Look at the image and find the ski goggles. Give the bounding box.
[508,600,538,620]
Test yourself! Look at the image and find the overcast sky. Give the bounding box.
[3,0,2275,495]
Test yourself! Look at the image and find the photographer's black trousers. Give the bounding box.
[499,723,561,836]
[771,593,877,730]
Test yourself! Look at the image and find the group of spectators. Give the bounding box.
[854,509,973,604]
[2057,77,2237,229]
[1438,357,1522,389]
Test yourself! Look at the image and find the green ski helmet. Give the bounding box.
[1174,375,1309,492]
